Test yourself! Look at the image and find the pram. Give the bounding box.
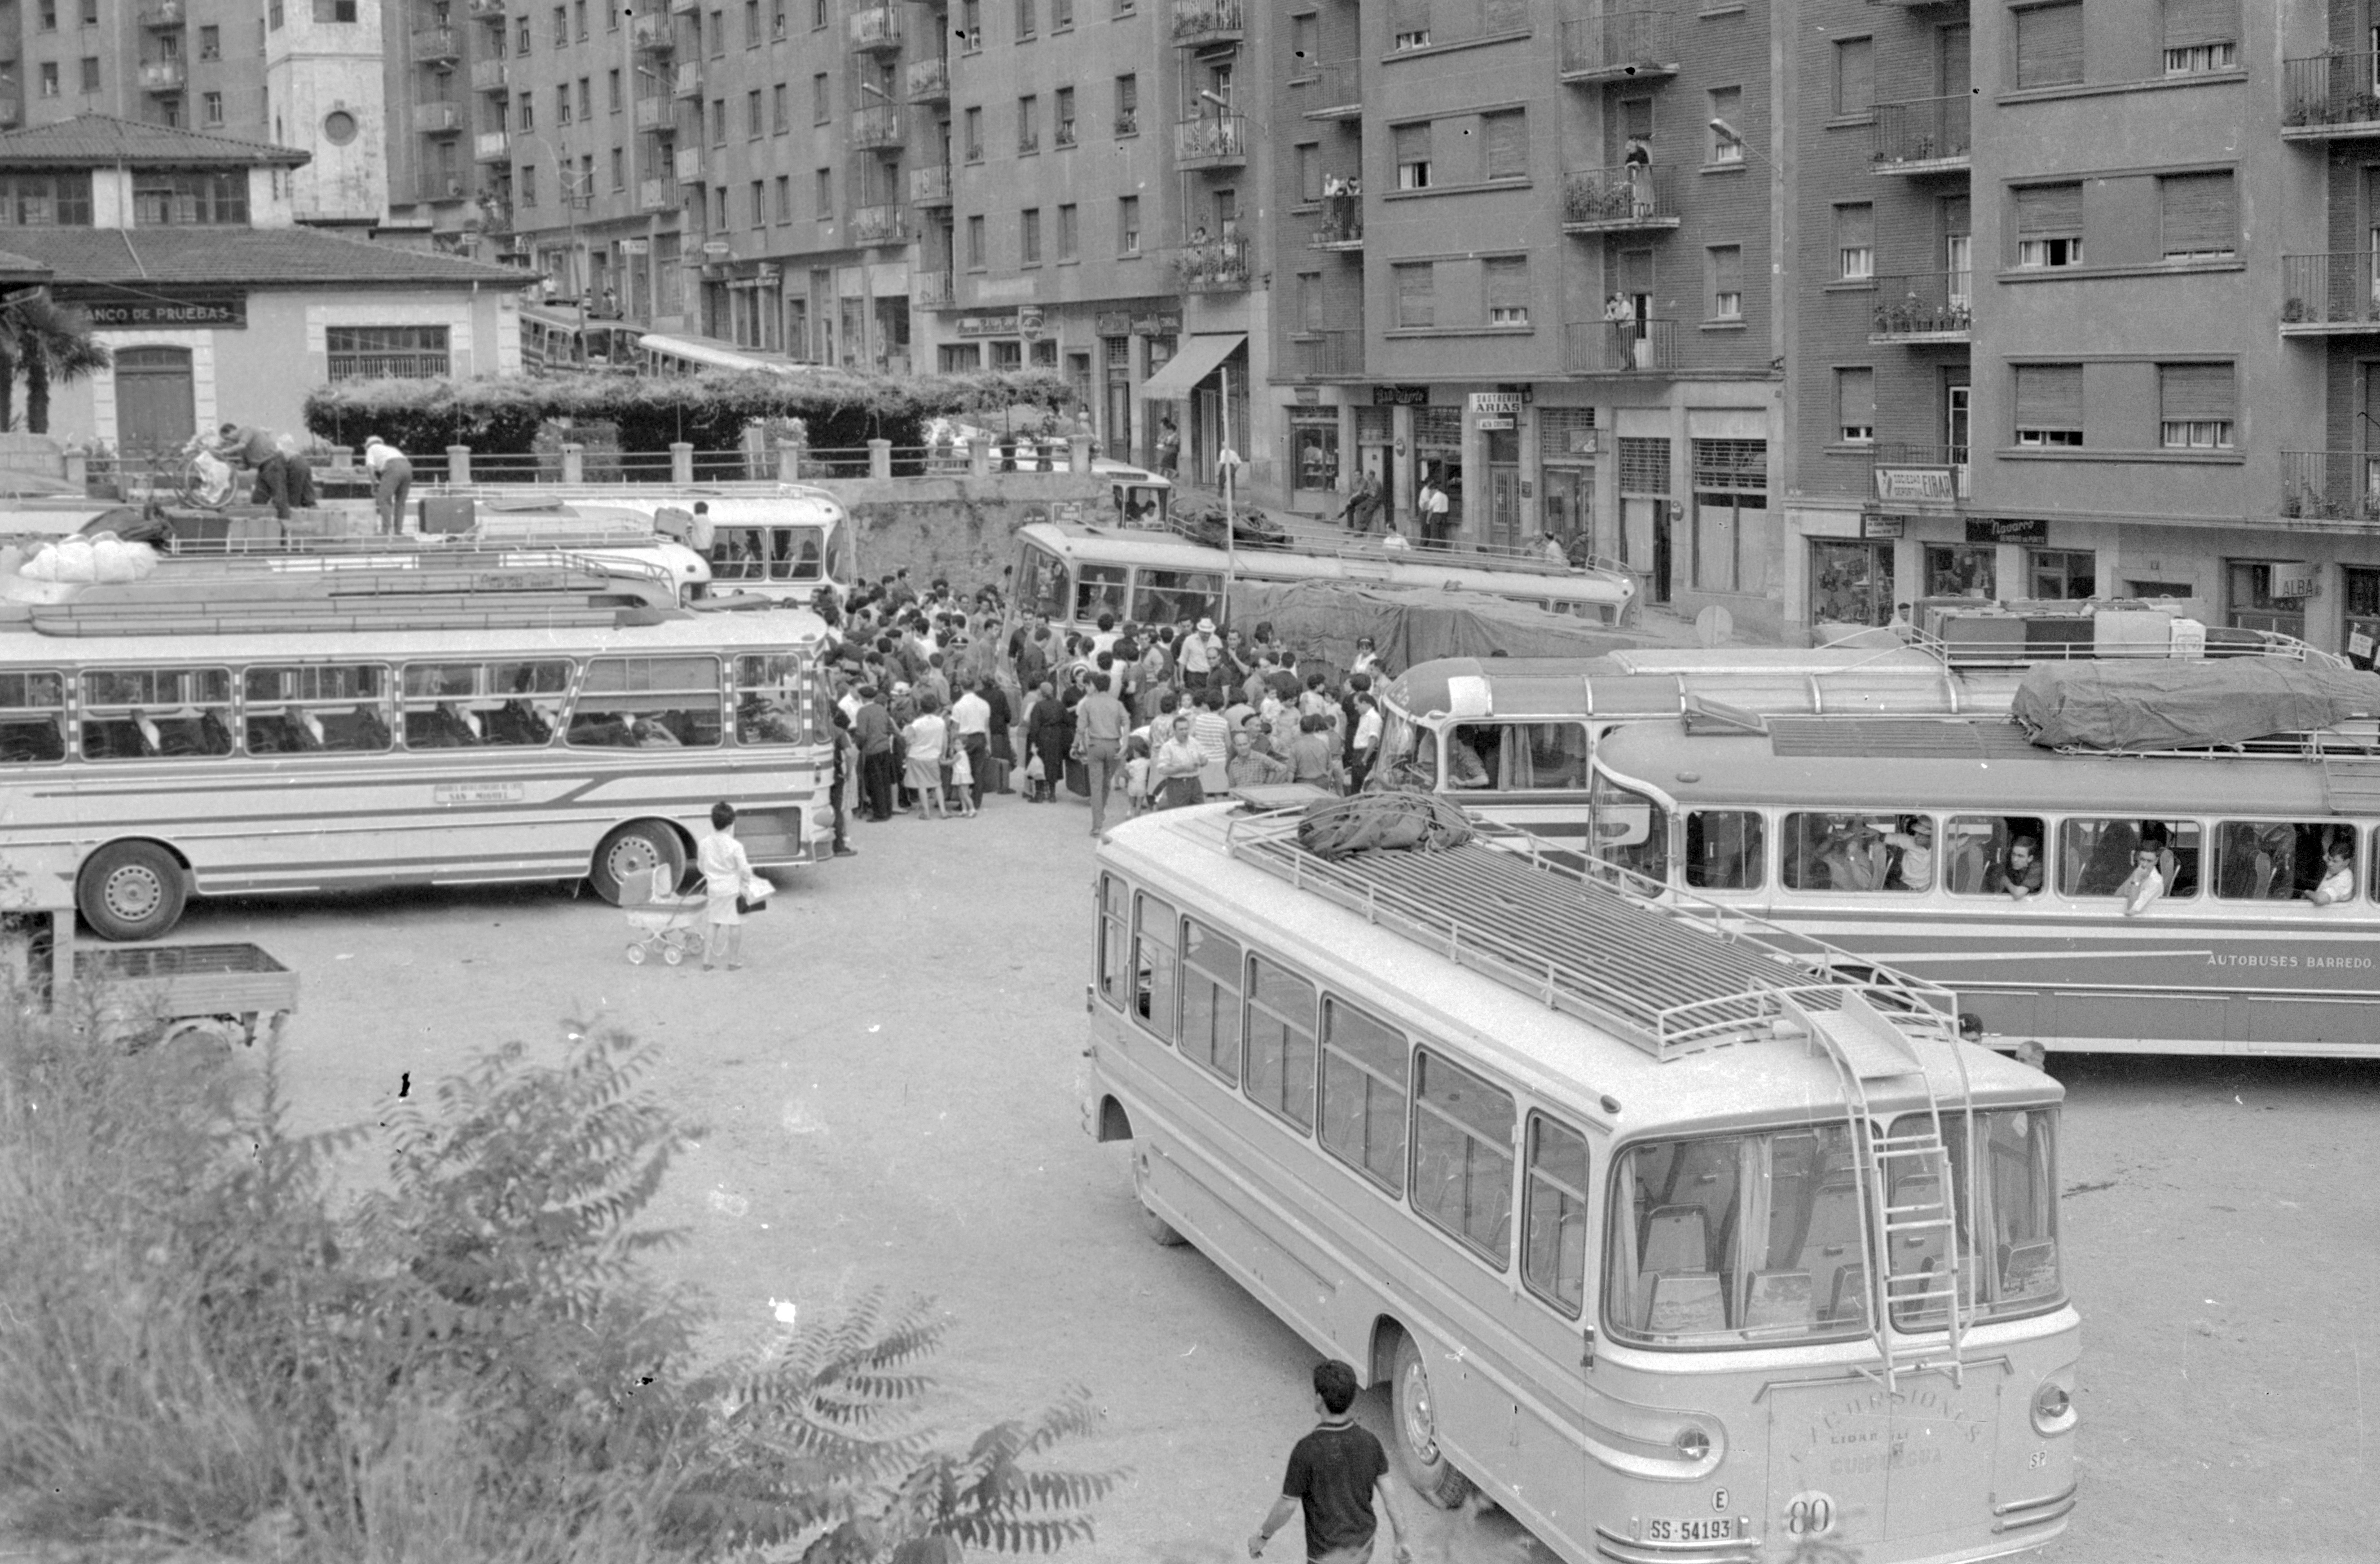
[621,863,706,965]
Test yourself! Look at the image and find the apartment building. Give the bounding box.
[1263,0,1785,629]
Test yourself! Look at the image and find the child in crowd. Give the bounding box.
[948,736,977,818]
[1124,733,1153,816]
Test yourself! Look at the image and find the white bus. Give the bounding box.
[1085,802,2077,1564]
[0,596,835,941]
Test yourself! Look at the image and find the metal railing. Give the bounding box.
[1307,60,1361,115]
[1559,10,1675,79]
[2280,450,2380,523]
[908,163,952,204]
[2281,252,2380,329]
[414,100,463,134]
[849,5,902,49]
[471,57,507,92]
[1868,271,1973,338]
[327,352,454,382]
[1170,0,1245,44]
[1564,318,1676,373]
[412,26,460,60]
[850,203,909,245]
[630,11,673,50]
[850,106,903,149]
[1873,94,1972,168]
[466,0,508,17]
[139,0,185,24]
[1175,114,1247,167]
[1292,330,1362,377]
[1176,235,1250,291]
[906,55,950,99]
[474,131,509,161]
[1562,163,1675,229]
[138,59,186,92]
[2283,51,2380,132]
[911,270,955,308]
[1310,203,1363,247]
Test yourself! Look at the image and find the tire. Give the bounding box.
[590,821,686,905]
[77,840,188,942]
[661,943,685,966]
[627,943,649,965]
[1131,1148,1187,1247]
[1390,1331,1474,1508]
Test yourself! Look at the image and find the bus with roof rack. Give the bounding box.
[1083,799,2077,1563]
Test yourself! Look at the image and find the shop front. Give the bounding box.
[1537,407,1597,559]
[1287,402,1341,512]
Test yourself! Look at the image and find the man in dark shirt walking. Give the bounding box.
[1249,1361,1411,1564]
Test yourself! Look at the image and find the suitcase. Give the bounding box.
[419,495,476,534]
[1065,757,1090,797]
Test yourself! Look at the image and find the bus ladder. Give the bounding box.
[1781,990,1975,1392]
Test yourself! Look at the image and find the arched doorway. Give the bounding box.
[112,346,196,457]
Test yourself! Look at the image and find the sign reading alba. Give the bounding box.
[63,287,247,330]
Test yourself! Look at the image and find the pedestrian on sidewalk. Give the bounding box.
[1076,672,1131,833]
[1247,1361,1411,1564]
[696,801,764,972]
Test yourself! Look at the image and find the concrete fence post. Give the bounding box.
[445,444,472,485]
[670,441,695,485]
[867,438,893,480]
[561,442,585,484]
[1068,433,1093,473]
[968,436,991,479]
[327,444,355,472]
[777,437,804,482]
[62,447,87,489]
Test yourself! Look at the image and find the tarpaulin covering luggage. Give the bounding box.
[2010,661,2380,750]
[1295,789,1475,860]
[1224,579,1638,673]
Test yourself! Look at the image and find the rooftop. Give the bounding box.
[0,227,534,291]
[0,115,313,169]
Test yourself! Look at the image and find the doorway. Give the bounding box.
[113,346,196,457]
[1542,466,1592,555]
[1484,426,1521,550]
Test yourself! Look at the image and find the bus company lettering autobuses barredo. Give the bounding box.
[0,571,835,941]
[1581,712,2380,1056]
[1085,802,2076,1564]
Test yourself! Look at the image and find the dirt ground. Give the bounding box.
[172,786,2378,1564]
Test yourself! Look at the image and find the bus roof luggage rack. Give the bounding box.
[1906,598,2342,670]
[1219,808,1958,1061]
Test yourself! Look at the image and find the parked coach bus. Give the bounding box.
[0,582,835,940]
[1084,801,2077,1564]
[1580,713,2380,1056]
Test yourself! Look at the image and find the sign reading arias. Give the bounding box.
[62,288,248,330]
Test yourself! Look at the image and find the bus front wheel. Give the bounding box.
[590,822,687,904]
[1390,1331,1474,1509]
[77,841,188,943]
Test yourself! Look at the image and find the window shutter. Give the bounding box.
[1482,0,1526,33]
[1619,247,1654,294]
[2163,0,2238,49]
[1485,111,1528,180]
[1838,369,1876,431]
[1393,121,1431,166]
[1838,38,1874,116]
[1484,257,1528,310]
[1711,246,1743,296]
[1396,262,1435,328]
[2015,3,2085,88]
[2015,182,2083,233]
[2160,171,2236,254]
[1835,203,1874,251]
[2014,364,2084,429]
[1390,0,1429,37]
[2159,363,2235,422]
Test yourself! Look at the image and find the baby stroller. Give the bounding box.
[621,862,706,965]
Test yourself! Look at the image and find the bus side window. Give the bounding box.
[1096,875,1131,1009]
[81,669,233,760]
[1073,564,1129,624]
[1444,723,1496,789]
[1945,815,2046,896]
[1319,996,1409,1195]
[2216,821,2351,902]
[2059,819,2199,900]
[1244,956,1317,1130]
[246,665,393,755]
[1412,1050,1515,1266]
[1132,893,1178,1040]
[570,656,724,749]
[1180,919,1244,1084]
[734,653,808,745]
[1685,811,1765,891]
[1512,723,1590,791]
[1781,813,1920,892]
[0,671,66,763]
[1521,1113,1591,1317]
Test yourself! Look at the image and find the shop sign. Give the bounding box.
[621,238,650,255]
[1017,304,1044,339]
[1293,386,1320,404]
[1373,384,1430,406]
[701,238,731,257]
[67,287,247,329]
[1468,392,1522,416]
[1874,465,1957,504]
[1474,416,1516,430]
[1862,513,1907,539]
[956,311,1021,336]
[1129,313,1181,335]
[1288,403,1339,423]
[2274,562,2322,599]
[1965,518,2049,544]
[757,263,781,281]
[1096,312,1132,335]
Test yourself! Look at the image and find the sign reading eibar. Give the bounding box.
[1873,466,1956,504]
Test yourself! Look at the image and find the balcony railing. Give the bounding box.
[1872,94,1971,172]
[1305,60,1361,118]
[2283,52,2380,137]
[138,59,186,93]
[474,131,510,161]
[850,6,903,50]
[908,163,953,205]
[1292,330,1362,378]
[2282,252,2380,333]
[1311,191,1362,249]
[471,57,507,92]
[631,11,674,50]
[1175,114,1246,169]
[674,146,703,181]
[851,203,910,244]
[638,177,675,211]
[413,26,461,61]
[912,270,956,309]
[672,61,702,97]
[1564,318,1676,373]
[635,95,669,129]
[906,55,950,101]
[851,106,903,149]
[1176,235,1251,293]
[1867,271,1973,341]
[467,0,509,18]
[1558,11,1677,82]
[139,0,185,27]
[1561,164,1677,231]
[2280,450,2380,524]
[1170,0,1245,46]
[416,100,463,135]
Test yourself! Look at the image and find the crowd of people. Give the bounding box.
[810,566,1394,846]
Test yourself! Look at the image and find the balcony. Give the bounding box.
[1867,271,1973,343]
[2280,451,2380,525]
[851,203,911,245]
[671,0,700,11]
[850,6,903,51]
[1174,114,1246,170]
[906,55,950,101]
[1564,318,1676,374]
[1292,330,1362,378]
[2283,53,2380,140]
[475,131,510,161]
[2282,253,2380,335]
[416,100,464,136]
[467,0,509,18]
[471,57,507,92]
[1558,11,1677,84]
[1304,60,1361,119]
[673,61,702,97]
[1309,194,1362,251]
[138,59,186,93]
[1872,94,1971,174]
[419,175,469,204]
[912,270,956,309]
[851,106,903,150]
[908,163,953,205]
[639,177,676,211]
[1869,444,1971,509]
[1560,164,1677,233]
[1175,235,1250,293]
[635,95,669,130]
[138,0,185,26]
[413,26,461,62]
[1170,0,1245,48]
[631,11,675,51]
[674,146,703,181]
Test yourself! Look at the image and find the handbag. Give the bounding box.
[737,875,770,916]
[1023,752,1046,783]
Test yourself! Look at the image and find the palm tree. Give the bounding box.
[0,293,110,434]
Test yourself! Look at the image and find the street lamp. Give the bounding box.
[511,130,594,335]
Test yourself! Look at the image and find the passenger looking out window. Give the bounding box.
[2061,819,2196,900]
[1941,816,2047,898]
[1685,810,1763,890]
[2216,821,2356,903]
[1782,813,1925,891]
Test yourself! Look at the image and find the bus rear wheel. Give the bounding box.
[1132,1147,1187,1247]
[590,822,686,905]
[77,841,187,943]
[1390,1331,1474,1509]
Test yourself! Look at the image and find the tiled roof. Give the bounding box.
[0,227,535,290]
[0,115,312,168]
[0,247,52,282]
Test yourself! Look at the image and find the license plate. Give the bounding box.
[1644,1517,1744,1544]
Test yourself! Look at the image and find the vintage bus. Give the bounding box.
[0,582,835,941]
[1085,802,2077,1564]
[1014,522,1639,641]
[1580,713,2380,1055]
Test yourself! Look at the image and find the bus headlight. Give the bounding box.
[2031,1376,2077,1436]
[1673,1427,1711,1462]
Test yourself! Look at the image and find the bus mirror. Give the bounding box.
[1580,1326,1596,1369]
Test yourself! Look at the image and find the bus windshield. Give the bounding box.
[1590,771,1669,884]
[1604,1109,2061,1350]
[1377,709,1434,787]
[1017,540,1069,621]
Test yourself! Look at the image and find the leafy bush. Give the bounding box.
[0,1009,1118,1563]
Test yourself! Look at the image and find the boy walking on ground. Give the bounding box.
[1249,1361,1411,1564]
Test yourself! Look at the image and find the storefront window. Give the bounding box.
[2029,549,2095,601]
[1414,406,1464,528]
[1811,538,1896,627]
[2345,567,2380,670]
[1289,412,1340,497]
[1924,544,1995,599]
[2227,560,2308,640]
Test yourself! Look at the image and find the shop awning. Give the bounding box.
[1139,332,1245,401]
